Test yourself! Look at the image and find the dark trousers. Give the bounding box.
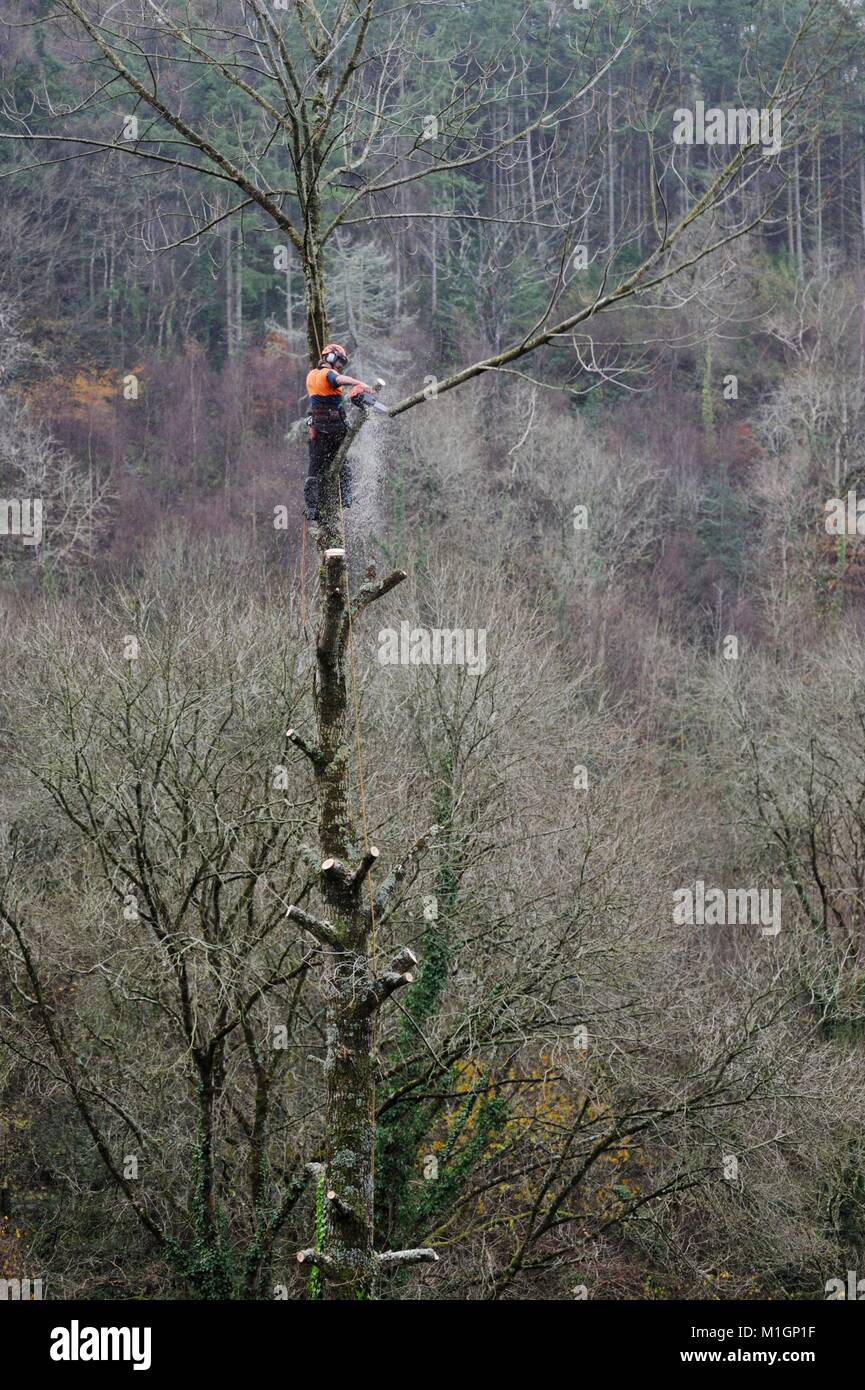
[305,426,353,521]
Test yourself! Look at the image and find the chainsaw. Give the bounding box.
[348,378,389,413]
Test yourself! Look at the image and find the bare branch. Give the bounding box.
[286,903,341,950]
[351,569,408,621]
[53,0,304,251]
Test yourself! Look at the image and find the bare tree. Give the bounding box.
[0,566,326,1296]
[0,299,108,576]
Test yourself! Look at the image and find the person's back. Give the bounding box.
[303,344,370,522]
[306,364,345,416]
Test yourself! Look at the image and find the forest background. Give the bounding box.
[2,0,865,1301]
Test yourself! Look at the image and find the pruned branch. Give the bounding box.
[363,947,418,1014]
[389,946,419,977]
[286,728,325,770]
[349,846,379,893]
[376,1248,439,1268]
[286,904,341,951]
[365,969,414,1012]
[326,1188,354,1219]
[320,856,350,888]
[351,570,408,621]
[297,1248,339,1276]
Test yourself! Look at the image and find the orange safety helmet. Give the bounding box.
[320,342,348,367]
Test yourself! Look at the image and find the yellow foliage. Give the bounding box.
[26,367,144,420]
[423,1053,646,1235]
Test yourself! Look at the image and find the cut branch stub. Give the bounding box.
[376,1249,439,1268]
[297,1248,339,1278]
[286,904,341,950]
[320,856,350,887]
[326,1188,354,1218]
[363,947,419,1014]
[390,945,419,976]
[351,569,408,621]
[286,727,325,769]
[363,970,414,1013]
[349,846,379,892]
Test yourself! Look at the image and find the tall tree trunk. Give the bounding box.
[314,409,371,1296]
[301,137,329,363]
[294,477,426,1297]
[286,272,435,1298]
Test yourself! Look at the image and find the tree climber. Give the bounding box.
[304,343,373,523]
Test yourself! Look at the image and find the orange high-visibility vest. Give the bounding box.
[306,367,343,402]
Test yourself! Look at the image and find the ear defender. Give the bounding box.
[321,342,348,368]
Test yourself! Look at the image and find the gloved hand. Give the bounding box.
[348,383,373,405]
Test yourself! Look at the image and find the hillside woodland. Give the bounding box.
[2,0,865,1300]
